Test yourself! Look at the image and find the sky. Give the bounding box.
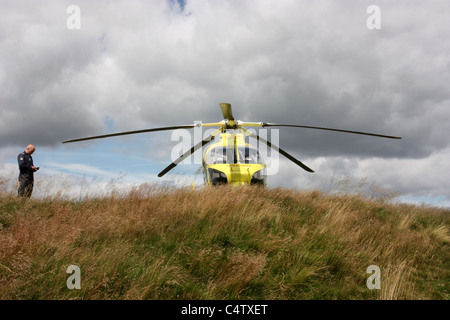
[1,0,449,207]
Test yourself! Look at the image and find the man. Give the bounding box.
[17,144,39,198]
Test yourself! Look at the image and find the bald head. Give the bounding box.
[25,144,35,155]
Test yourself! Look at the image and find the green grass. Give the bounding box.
[0,185,448,299]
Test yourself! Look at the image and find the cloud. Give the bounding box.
[267,147,450,206]
[0,0,449,204]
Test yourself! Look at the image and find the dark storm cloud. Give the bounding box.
[0,0,107,147]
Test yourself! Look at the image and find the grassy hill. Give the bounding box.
[0,184,448,300]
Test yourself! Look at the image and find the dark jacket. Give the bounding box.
[18,151,35,181]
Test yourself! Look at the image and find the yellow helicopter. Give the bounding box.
[63,103,401,186]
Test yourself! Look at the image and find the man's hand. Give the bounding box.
[32,166,40,171]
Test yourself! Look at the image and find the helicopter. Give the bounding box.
[63,103,401,186]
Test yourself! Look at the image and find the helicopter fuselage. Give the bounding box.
[202,130,267,186]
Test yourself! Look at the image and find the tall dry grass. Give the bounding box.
[0,181,448,300]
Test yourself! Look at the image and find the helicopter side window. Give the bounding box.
[251,168,267,186]
[208,168,227,185]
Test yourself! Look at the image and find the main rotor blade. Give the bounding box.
[62,125,196,144]
[158,128,222,177]
[262,123,402,139]
[220,103,234,121]
[242,128,314,173]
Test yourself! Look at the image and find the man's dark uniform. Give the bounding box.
[17,151,35,197]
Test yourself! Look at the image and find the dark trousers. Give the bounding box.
[18,178,34,198]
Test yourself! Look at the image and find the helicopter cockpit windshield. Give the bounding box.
[237,146,264,164]
[206,146,264,165]
[207,147,236,164]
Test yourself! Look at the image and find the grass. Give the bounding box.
[0,183,448,300]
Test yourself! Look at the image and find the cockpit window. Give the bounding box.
[207,146,264,165]
[208,147,237,164]
[237,147,264,164]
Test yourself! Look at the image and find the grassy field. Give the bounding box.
[0,184,448,300]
